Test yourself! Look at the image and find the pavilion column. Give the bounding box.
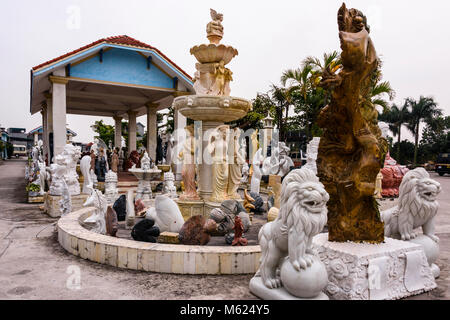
[49,72,68,158]
[127,110,137,154]
[146,103,158,160]
[113,116,122,149]
[45,95,53,162]
[41,107,47,151]
[173,107,187,181]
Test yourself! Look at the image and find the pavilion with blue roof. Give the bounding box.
[30,35,193,162]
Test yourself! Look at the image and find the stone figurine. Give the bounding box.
[163,170,177,198]
[231,216,248,246]
[61,144,81,196]
[146,195,185,233]
[178,125,200,200]
[241,162,249,184]
[131,219,160,243]
[206,8,224,44]
[111,149,119,173]
[302,137,320,175]
[250,168,330,300]
[141,152,152,170]
[316,3,388,242]
[178,215,217,245]
[227,127,245,199]
[250,148,264,194]
[208,125,229,202]
[47,154,68,196]
[104,170,118,205]
[80,155,93,194]
[83,189,107,235]
[210,199,251,235]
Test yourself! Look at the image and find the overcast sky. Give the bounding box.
[1,0,449,144]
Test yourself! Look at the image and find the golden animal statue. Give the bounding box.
[316,3,388,243]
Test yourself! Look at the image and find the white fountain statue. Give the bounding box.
[129,152,161,201]
[172,9,252,213]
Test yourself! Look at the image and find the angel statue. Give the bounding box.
[207,125,229,203]
[207,9,224,44]
[214,60,233,96]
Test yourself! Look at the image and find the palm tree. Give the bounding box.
[406,96,442,166]
[280,51,341,140]
[378,101,411,160]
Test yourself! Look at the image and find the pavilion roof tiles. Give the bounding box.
[32,35,192,80]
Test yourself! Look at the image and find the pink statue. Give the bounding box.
[381,152,409,197]
[178,125,200,201]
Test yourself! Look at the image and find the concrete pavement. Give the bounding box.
[0,159,449,299]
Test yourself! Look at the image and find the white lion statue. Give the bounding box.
[257,168,329,289]
[381,167,441,242]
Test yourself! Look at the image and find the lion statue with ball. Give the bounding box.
[381,167,441,242]
[257,168,329,289]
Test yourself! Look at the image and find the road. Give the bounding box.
[0,158,448,299]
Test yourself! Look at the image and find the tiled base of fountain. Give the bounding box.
[312,233,436,300]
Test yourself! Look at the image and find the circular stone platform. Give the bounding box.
[57,207,261,274]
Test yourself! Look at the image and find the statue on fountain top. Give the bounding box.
[141,152,152,171]
[207,9,224,44]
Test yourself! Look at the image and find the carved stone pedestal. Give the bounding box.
[44,193,89,218]
[176,199,205,220]
[313,233,436,300]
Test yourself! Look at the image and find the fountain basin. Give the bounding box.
[173,95,252,122]
[190,43,238,65]
[128,168,161,181]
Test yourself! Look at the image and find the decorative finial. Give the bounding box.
[206,8,224,44]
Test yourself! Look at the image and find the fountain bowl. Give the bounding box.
[173,95,252,122]
[190,44,238,65]
[128,168,161,181]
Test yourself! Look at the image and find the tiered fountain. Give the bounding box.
[173,9,252,218]
[128,152,161,204]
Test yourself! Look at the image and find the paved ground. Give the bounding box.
[0,158,449,300]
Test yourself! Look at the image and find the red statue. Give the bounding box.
[231,216,248,246]
[125,150,140,171]
[381,152,409,197]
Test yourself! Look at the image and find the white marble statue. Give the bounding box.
[250,148,265,194]
[37,161,47,196]
[80,155,93,194]
[61,144,81,195]
[302,137,320,175]
[125,189,135,229]
[83,189,107,234]
[378,121,390,139]
[163,170,177,198]
[104,170,119,205]
[47,154,68,196]
[59,179,72,216]
[146,195,185,233]
[141,152,152,170]
[207,125,229,202]
[91,138,100,156]
[241,162,249,184]
[227,127,245,199]
[250,168,330,299]
[381,167,442,277]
